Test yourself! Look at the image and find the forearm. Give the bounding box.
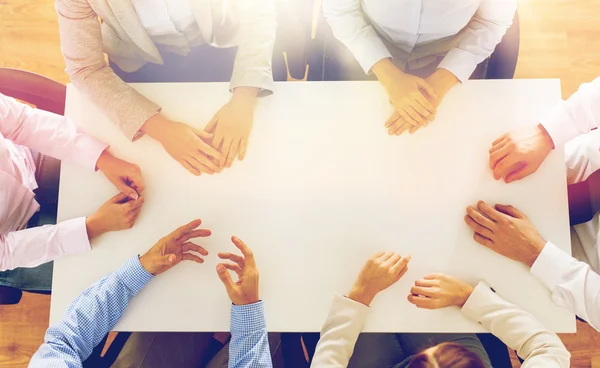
[531,242,600,331]
[229,302,272,368]
[230,0,276,95]
[0,218,90,271]
[461,282,570,366]
[437,1,517,83]
[322,0,391,74]
[311,295,369,367]
[56,0,160,141]
[0,94,106,170]
[541,76,600,146]
[30,256,153,366]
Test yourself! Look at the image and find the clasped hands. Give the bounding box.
[139,219,260,306]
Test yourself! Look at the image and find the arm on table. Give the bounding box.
[0,216,90,272]
[230,0,276,94]
[531,242,600,332]
[29,256,153,367]
[541,76,600,147]
[437,0,517,83]
[55,0,160,140]
[228,301,272,368]
[461,281,570,367]
[310,295,370,367]
[322,0,392,74]
[0,94,106,170]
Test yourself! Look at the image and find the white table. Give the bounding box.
[51,80,575,333]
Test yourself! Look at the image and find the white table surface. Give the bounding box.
[51,80,575,333]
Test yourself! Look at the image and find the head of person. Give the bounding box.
[407,342,486,368]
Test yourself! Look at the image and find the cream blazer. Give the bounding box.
[55,0,276,140]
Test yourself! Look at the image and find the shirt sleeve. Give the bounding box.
[229,0,276,95]
[0,93,106,171]
[54,0,161,140]
[531,242,600,332]
[29,256,153,368]
[461,281,570,367]
[0,218,90,272]
[540,77,600,147]
[322,0,392,74]
[310,295,371,367]
[437,0,517,83]
[228,301,272,368]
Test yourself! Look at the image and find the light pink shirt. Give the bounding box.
[0,93,107,271]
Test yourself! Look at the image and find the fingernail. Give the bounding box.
[131,193,139,200]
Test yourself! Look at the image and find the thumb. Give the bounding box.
[204,115,219,134]
[110,192,130,204]
[495,204,526,219]
[115,181,139,200]
[216,264,235,291]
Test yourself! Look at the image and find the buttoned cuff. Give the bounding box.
[114,256,154,295]
[231,301,266,333]
[437,48,479,84]
[540,102,581,147]
[531,242,575,292]
[59,217,92,256]
[461,281,496,321]
[230,71,274,97]
[70,133,108,172]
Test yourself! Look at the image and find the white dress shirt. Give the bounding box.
[541,76,600,147]
[322,0,517,83]
[0,94,107,271]
[131,0,195,37]
[311,282,570,367]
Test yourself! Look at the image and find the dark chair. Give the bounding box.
[0,67,129,363]
[485,11,521,79]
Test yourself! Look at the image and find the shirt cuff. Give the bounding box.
[540,102,582,147]
[461,281,496,321]
[59,217,92,256]
[437,48,479,84]
[229,72,274,97]
[352,38,393,75]
[231,301,266,333]
[72,134,108,172]
[531,242,575,292]
[114,256,154,296]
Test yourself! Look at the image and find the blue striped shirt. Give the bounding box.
[29,256,272,368]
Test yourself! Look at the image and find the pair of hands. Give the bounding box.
[141,87,258,176]
[139,220,259,306]
[86,150,147,240]
[372,59,459,136]
[348,252,473,310]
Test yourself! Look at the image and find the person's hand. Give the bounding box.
[372,59,438,135]
[348,251,411,306]
[407,274,474,309]
[425,68,460,107]
[465,201,547,267]
[205,87,258,170]
[216,236,259,305]
[139,219,210,276]
[96,150,145,200]
[85,193,145,240]
[141,114,223,176]
[489,124,555,183]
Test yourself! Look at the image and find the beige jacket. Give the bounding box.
[55,0,276,140]
[311,282,571,368]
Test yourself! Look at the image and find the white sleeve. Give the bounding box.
[461,281,570,367]
[310,295,370,367]
[540,77,600,147]
[322,0,392,74]
[437,0,517,83]
[530,242,600,332]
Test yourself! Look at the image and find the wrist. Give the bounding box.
[525,239,547,268]
[431,68,459,91]
[232,87,258,105]
[141,113,171,140]
[455,283,474,307]
[536,123,555,150]
[139,253,154,275]
[348,283,377,306]
[85,215,105,240]
[372,58,401,86]
[95,149,112,172]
